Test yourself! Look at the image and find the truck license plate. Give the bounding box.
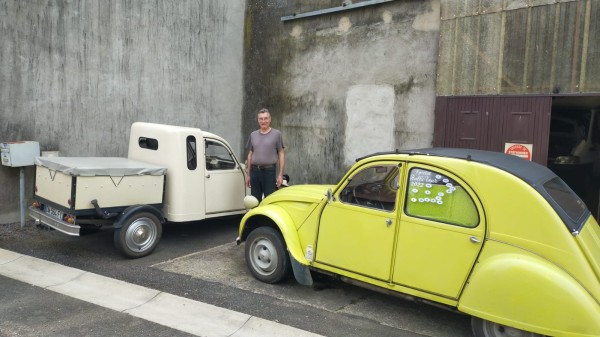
[45,205,64,220]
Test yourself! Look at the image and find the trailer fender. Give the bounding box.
[459,246,600,337]
[113,204,165,229]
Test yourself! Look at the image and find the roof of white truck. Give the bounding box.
[35,157,167,177]
[130,122,228,144]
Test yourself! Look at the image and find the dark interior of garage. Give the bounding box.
[549,96,600,219]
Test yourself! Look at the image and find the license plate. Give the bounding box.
[44,205,64,220]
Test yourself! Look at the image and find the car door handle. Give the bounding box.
[386,219,393,227]
[206,174,210,178]
[470,236,481,243]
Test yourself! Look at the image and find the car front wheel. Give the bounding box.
[471,317,544,337]
[245,226,291,283]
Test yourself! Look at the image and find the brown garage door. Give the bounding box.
[433,96,552,165]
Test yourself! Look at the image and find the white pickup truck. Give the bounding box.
[29,122,248,258]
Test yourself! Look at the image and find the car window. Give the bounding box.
[339,164,399,211]
[405,168,479,227]
[543,177,588,223]
[205,141,237,171]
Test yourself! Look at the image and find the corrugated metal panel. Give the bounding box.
[583,0,600,91]
[437,0,598,96]
[453,17,478,95]
[501,8,528,93]
[477,13,502,93]
[525,4,555,92]
[553,1,586,93]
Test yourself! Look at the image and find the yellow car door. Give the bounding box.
[315,163,401,281]
[392,164,485,299]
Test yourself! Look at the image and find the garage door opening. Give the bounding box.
[549,96,600,219]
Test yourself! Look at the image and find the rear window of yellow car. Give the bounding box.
[405,167,479,227]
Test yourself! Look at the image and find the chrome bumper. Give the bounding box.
[28,206,81,236]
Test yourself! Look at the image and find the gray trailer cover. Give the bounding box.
[35,157,167,177]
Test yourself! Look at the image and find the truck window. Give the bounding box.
[205,141,237,171]
[139,137,158,150]
[187,136,197,170]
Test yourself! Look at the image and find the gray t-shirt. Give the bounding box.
[246,128,284,165]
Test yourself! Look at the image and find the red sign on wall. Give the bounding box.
[504,143,533,161]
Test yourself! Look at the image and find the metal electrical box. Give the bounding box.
[1,141,40,167]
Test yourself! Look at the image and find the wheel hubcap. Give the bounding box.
[250,238,278,276]
[125,217,157,252]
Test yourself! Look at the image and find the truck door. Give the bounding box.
[204,140,246,214]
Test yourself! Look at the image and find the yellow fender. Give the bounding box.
[239,204,308,268]
[459,242,600,337]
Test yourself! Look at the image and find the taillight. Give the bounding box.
[63,214,75,224]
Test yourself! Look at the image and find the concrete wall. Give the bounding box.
[0,0,245,223]
[243,0,440,184]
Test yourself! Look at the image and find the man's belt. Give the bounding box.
[252,164,275,169]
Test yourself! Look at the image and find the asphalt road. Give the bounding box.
[0,218,472,337]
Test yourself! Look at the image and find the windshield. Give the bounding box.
[543,177,589,230]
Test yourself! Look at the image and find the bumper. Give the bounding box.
[28,206,81,236]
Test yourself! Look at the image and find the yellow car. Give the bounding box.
[237,148,600,337]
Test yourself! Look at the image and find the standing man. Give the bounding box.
[245,108,285,201]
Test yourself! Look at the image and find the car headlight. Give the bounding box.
[555,156,580,164]
[243,195,260,209]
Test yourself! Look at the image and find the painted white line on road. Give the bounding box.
[0,248,324,337]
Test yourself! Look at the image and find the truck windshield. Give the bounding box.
[543,177,589,227]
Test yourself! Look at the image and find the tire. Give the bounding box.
[245,226,291,283]
[114,212,162,258]
[471,317,544,337]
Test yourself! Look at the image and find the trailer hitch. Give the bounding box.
[91,199,119,219]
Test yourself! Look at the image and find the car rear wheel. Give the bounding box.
[245,226,290,283]
[471,317,544,337]
[114,212,162,258]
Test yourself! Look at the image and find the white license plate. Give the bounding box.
[44,205,64,220]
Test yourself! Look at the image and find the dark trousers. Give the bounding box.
[250,166,276,201]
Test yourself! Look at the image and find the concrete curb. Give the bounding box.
[0,248,324,337]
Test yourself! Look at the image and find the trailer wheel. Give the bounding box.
[114,212,162,258]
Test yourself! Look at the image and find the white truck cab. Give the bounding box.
[29,122,248,258]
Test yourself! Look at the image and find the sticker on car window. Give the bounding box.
[406,168,479,227]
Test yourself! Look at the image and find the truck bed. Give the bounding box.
[34,157,167,211]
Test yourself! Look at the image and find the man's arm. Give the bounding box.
[245,150,253,187]
[276,148,285,187]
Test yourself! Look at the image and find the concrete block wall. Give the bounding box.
[0,0,245,223]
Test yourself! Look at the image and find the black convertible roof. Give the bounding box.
[404,147,556,187]
[359,147,555,185]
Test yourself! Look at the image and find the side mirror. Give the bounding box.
[326,188,336,203]
[243,195,260,209]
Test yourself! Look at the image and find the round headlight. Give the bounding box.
[243,195,260,209]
